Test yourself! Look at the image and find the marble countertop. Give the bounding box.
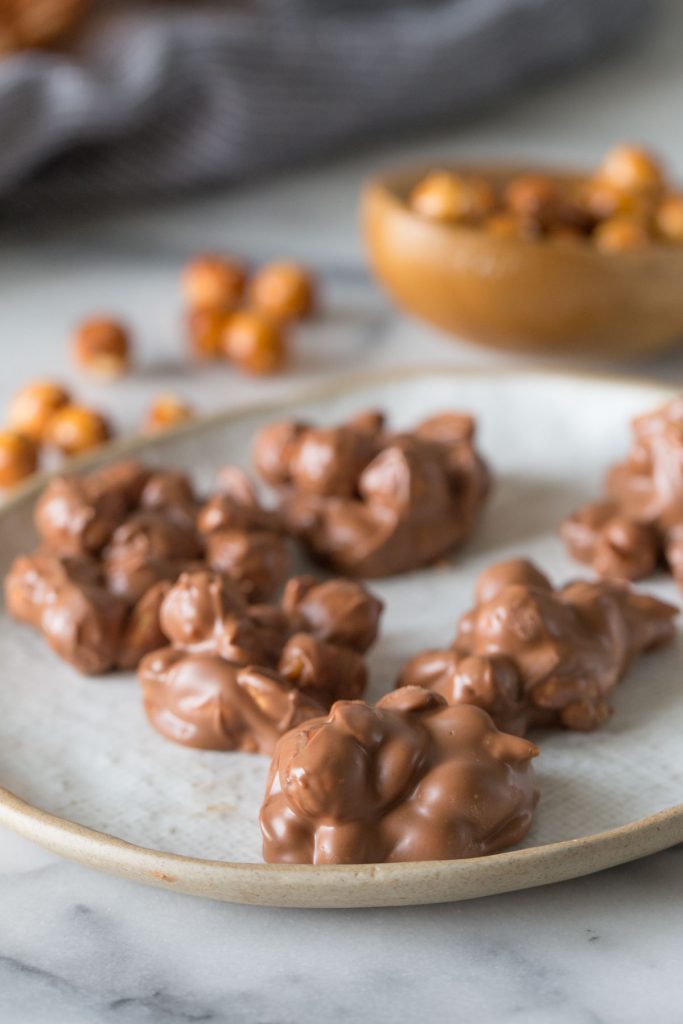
[2,3,683,1021]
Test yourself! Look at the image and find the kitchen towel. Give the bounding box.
[0,0,649,217]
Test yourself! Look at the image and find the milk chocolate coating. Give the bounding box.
[260,688,539,864]
[140,649,324,753]
[7,462,202,673]
[205,530,288,604]
[562,397,683,585]
[401,649,528,737]
[281,575,383,652]
[139,470,199,529]
[198,467,281,534]
[251,421,309,488]
[398,558,676,734]
[34,474,129,557]
[92,461,154,507]
[157,570,268,663]
[474,557,552,604]
[7,460,288,675]
[118,581,172,671]
[103,512,203,603]
[34,462,191,557]
[139,570,383,752]
[5,551,128,674]
[278,632,367,706]
[561,501,660,581]
[289,426,378,498]
[252,409,490,577]
[198,467,288,601]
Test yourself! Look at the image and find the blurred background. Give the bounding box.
[0,0,651,216]
[0,0,681,455]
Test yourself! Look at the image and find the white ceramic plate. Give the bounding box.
[1,368,682,908]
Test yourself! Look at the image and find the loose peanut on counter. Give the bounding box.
[7,380,71,441]
[222,310,286,375]
[45,404,111,455]
[0,431,39,487]
[409,171,496,224]
[71,317,131,377]
[182,255,247,311]
[143,394,195,433]
[248,262,316,321]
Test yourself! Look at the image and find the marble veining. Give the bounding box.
[1,843,683,1023]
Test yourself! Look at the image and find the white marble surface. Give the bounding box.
[2,835,683,1024]
[2,2,683,1020]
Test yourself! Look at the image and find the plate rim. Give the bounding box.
[1,364,681,908]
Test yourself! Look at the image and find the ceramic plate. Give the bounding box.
[1,368,682,908]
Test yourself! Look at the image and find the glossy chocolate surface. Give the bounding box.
[139,570,383,753]
[5,460,290,674]
[252,409,490,577]
[5,550,128,674]
[398,558,676,734]
[281,574,382,652]
[197,467,290,602]
[562,396,683,584]
[141,649,324,754]
[260,687,539,863]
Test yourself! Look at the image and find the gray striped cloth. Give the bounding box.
[0,0,650,217]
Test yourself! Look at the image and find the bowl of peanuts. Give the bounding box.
[362,145,683,357]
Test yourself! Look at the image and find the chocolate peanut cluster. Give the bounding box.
[253,409,490,577]
[197,466,289,603]
[397,559,676,735]
[5,460,290,674]
[562,396,683,587]
[260,687,539,864]
[139,570,383,754]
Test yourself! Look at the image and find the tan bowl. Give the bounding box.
[362,163,683,358]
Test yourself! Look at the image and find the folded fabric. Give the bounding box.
[0,0,649,217]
